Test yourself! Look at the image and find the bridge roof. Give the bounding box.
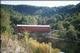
[17,24,50,27]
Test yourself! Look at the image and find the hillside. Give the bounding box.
[1,3,80,53]
[1,3,80,16]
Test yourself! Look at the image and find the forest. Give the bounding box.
[0,3,80,53]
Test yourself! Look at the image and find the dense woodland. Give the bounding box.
[0,3,80,53]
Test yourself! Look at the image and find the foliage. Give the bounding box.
[1,3,80,53]
[1,32,61,53]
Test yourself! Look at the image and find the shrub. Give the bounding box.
[1,32,61,53]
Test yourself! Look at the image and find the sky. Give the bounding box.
[1,1,80,7]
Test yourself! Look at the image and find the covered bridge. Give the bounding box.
[16,24,51,40]
[16,24,50,32]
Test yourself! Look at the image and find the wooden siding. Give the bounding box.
[16,25,50,32]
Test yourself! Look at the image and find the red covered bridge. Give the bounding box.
[16,25,50,32]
